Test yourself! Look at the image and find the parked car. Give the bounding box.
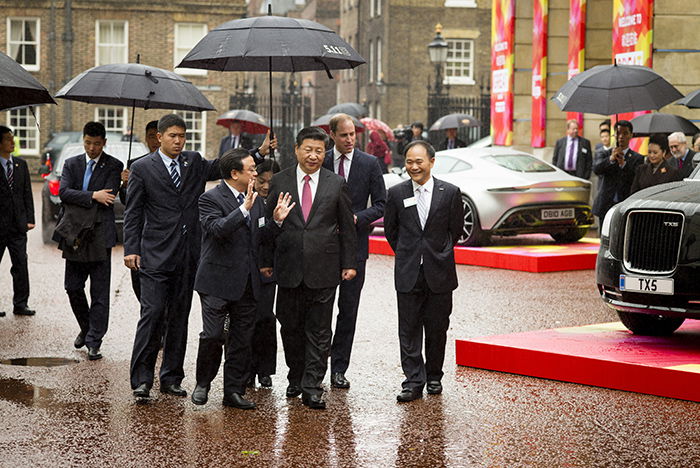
[596,174,700,335]
[40,131,124,174]
[379,147,593,246]
[41,141,149,244]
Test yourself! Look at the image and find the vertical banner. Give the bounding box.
[612,0,654,152]
[531,0,548,148]
[567,0,586,130]
[491,0,515,146]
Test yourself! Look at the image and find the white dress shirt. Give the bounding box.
[85,153,102,166]
[412,176,434,229]
[332,146,353,180]
[224,180,249,218]
[297,165,320,202]
[158,149,180,177]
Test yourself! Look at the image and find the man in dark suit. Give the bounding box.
[323,113,386,389]
[190,149,295,409]
[0,126,36,318]
[552,119,593,179]
[218,119,253,156]
[594,119,611,153]
[383,140,464,402]
[124,114,221,399]
[57,122,123,359]
[592,120,644,222]
[260,126,357,410]
[668,132,696,179]
[437,128,466,151]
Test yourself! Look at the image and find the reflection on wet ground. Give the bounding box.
[0,357,80,367]
[0,378,55,407]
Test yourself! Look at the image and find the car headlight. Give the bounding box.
[600,206,617,238]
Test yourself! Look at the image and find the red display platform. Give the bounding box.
[368,235,599,273]
[456,320,700,402]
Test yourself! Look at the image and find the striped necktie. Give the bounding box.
[5,158,13,189]
[169,159,181,189]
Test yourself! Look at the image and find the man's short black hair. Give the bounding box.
[0,125,12,140]
[145,120,158,133]
[404,139,435,159]
[256,158,281,175]
[158,114,187,134]
[83,121,106,139]
[219,148,251,179]
[600,128,610,135]
[411,122,424,131]
[599,119,611,130]
[615,120,633,134]
[295,126,329,147]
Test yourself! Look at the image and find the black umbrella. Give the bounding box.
[428,113,482,131]
[216,109,269,134]
[552,64,683,115]
[177,5,365,159]
[675,89,700,109]
[0,50,56,111]
[630,113,699,137]
[55,61,215,162]
[327,102,367,118]
[311,114,365,134]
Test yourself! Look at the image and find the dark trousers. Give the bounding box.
[276,284,335,398]
[130,269,141,300]
[195,282,257,395]
[396,267,452,391]
[330,259,366,374]
[129,263,195,389]
[252,281,277,377]
[0,232,29,309]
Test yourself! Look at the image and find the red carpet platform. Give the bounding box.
[368,235,599,273]
[456,320,700,402]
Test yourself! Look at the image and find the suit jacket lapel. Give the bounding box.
[404,181,421,229]
[306,169,329,224]
[284,167,304,223]
[425,179,445,229]
[179,152,190,189]
[218,180,239,212]
[346,149,360,186]
[150,152,177,191]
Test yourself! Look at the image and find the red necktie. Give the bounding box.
[338,154,346,179]
[302,174,312,221]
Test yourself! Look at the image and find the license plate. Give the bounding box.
[541,208,574,220]
[619,275,674,295]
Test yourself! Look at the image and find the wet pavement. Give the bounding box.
[1,183,700,466]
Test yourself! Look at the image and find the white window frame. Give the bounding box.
[175,111,206,155]
[95,106,128,134]
[376,0,382,16]
[370,0,375,18]
[376,38,382,84]
[368,39,374,83]
[7,17,40,71]
[95,20,128,66]
[7,107,40,156]
[445,38,475,85]
[445,0,477,7]
[174,23,208,76]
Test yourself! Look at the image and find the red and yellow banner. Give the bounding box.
[567,0,586,130]
[531,0,548,148]
[491,0,515,146]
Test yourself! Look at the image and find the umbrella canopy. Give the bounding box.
[312,114,365,134]
[428,113,482,131]
[360,117,396,141]
[216,109,269,134]
[675,89,700,109]
[552,64,683,115]
[328,102,367,118]
[55,63,215,111]
[630,113,700,137]
[0,50,56,111]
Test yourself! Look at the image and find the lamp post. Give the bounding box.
[427,24,448,96]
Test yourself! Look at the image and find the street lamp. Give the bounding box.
[427,24,448,95]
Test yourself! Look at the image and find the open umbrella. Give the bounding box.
[55,61,215,162]
[328,102,367,118]
[0,50,56,111]
[630,113,699,137]
[312,114,365,134]
[675,89,700,109]
[216,109,269,134]
[177,5,365,160]
[428,113,482,131]
[360,117,395,141]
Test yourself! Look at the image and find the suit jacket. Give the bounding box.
[592,147,644,218]
[676,149,696,179]
[218,134,253,157]
[57,153,123,249]
[194,181,265,302]
[552,136,593,179]
[323,148,386,261]
[630,159,680,194]
[437,138,467,151]
[123,150,220,271]
[118,153,147,205]
[383,177,463,294]
[261,166,357,289]
[0,156,34,238]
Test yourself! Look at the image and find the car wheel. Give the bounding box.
[458,195,489,247]
[550,227,589,243]
[617,311,685,336]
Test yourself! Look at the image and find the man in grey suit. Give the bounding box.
[260,126,357,410]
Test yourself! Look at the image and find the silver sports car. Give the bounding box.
[382,147,594,246]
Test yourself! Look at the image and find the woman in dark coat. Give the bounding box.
[631,133,681,194]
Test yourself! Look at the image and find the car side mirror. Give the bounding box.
[39,164,51,178]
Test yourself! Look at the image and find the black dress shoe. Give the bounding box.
[133,383,151,398]
[331,372,350,389]
[286,384,302,398]
[301,393,326,410]
[13,306,35,316]
[397,388,423,402]
[222,393,256,410]
[74,332,86,349]
[160,384,187,397]
[87,347,102,360]
[258,375,272,388]
[427,381,443,395]
[0,311,6,317]
[246,376,256,388]
[191,384,209,405]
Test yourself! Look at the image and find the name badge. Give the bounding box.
[403,196,417,208]
[582,147,588,154]
[258,217,266,228]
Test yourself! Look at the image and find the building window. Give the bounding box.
[7,107,40,156]
[368,39,374,83]
[376,0,382,16]
[445,38,475,85]
[7,18,40,71]
[96,107,127,134]
[376,38,382,84]
[174,23,208,76]
[370,0,375,17]
[96,21,128,65]
[444,0,477,7]
[175,111,206,154]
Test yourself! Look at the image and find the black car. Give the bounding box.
[596,177,700,335]
[41,141,148,244]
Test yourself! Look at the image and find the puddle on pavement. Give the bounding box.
[0,357,80,367]
[0,378,56,407]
